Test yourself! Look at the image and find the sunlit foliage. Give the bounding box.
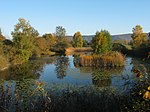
[0,29,5,41]
[92,30,112,54]
[0,42,8,69]
[131,25,147,48]
[11,18,39,63]
[72,32,83,47]
[79,51,125,67]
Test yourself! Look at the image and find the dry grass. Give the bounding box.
[65,47,93,55]
[79,51,125,67]
[0,55,8,70]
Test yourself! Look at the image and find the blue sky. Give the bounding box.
[0,0,150,39]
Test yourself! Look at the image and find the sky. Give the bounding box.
[0,0,150,39]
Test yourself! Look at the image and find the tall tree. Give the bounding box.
[131,25,147,48]
[72,32,83,47]
[91,30,112,54]
[56,26,66,38]
[11,18,39,63]
[53,26,71,52]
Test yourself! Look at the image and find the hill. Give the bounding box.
[67,34,132,42]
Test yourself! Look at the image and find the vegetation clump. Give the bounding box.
[0,38,9,70]
[131,25,147,49]
[79,51,125,67]
[92,30,112,54]
[72,32,83,47]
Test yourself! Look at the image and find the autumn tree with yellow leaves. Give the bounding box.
[91,30,112,54]
[72,32,83,47]
[131,25,147,48]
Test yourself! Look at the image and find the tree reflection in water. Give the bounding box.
[0,61,47,110]
[91,68,123,87]
[55,56,69,79]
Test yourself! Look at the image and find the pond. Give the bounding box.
[0,55,149,93]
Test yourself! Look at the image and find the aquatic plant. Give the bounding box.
[79,51,125,67]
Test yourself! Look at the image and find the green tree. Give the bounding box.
[92,30,112,54]
[83,40,88,47]
[131,25,147,48]
[34,33,57,56]
[72,32,83,47]
[42,33,57,48]
[53,37,71,53]
[56,26,66,38]
[11,18,39,63]
[53,26,71,53]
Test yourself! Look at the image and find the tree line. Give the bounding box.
[0,18,150,69]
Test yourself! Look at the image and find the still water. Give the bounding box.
[0,55,149,92]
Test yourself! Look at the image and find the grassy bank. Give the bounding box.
[0,55,9,71]
[65,47,93,55]
[79,51,125,67]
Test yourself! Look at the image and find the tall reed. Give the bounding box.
[79,51,125,67]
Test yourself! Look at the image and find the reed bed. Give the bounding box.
[0,82,149,112]
[79,51,125,67]
[0,84,129,112]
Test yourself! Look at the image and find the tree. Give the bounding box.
[0,28,5,41]
[11,18,39,63]
[72,32,83,47]
[42,33,57,48]
[55,56,69,79]
[56,26,66,38]
[91,30,112,54]
[34,33,58,56]
[0,35,5,41]
[131,25,147,48]
[53,26,71,52]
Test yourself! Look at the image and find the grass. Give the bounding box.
[65,47,93,55]
[79,51,125,67]
[0,55,8,70]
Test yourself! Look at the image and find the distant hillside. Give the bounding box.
[67,34,132,42]
[111,34,132,41]
[68,33,150,44]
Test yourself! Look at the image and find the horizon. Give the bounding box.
[0,0,150,39]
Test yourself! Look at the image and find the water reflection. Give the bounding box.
[80,67,124,87]
[0,63,41,81]
[55,56,69,79]
[0,55,148,92]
